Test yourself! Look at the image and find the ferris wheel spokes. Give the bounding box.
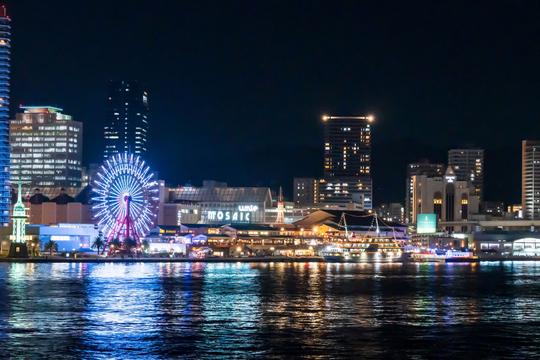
[92,153,159,248]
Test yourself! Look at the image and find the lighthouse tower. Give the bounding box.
[8,181,28,258]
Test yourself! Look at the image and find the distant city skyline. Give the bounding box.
[2,4,540,359]
[3,1,537,205]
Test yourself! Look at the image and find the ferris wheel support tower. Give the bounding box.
[106,195,140,242]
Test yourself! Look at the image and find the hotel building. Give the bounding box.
[10,106,83,197]
[319,115,373,209]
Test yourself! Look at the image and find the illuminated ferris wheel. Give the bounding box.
[92,153,159,243]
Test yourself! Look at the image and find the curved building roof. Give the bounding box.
[294,209,405,229]
[172,187,272,204]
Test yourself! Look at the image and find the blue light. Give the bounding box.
[0,12,10,225]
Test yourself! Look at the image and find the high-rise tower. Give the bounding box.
[104,80,149,159]
[522,140,540,220]
[319,115,373,209]
[0,6,10,226]
[448,149,484,200]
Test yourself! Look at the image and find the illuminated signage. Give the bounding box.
[207,210,251,222]
[237,205,258,212]
[204,205,260,223]
[51,235,71,241]
[416,213,437,234]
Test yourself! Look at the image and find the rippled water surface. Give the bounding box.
[0,261,539,359]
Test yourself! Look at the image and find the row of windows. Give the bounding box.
[12,170,81,178]
[11,153,80,161]
[11,137,79,144]
[12,163,81,169]
[12,158,80,164]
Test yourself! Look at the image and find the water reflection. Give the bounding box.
[82,263,163,358]
[3,263,89,357]
[0,262,538,358]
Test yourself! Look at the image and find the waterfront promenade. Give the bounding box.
[0,255,325,263]
[1,254,540,263]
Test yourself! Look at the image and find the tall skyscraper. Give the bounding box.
[0,6,10,226]
[104,80,149,158]
[405,161,445,223]
[448,149,484,200]
[522,140,540,220]
[10,106,83,197]
[319,115,373,209]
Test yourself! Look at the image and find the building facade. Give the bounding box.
[293,177,319,206]
[0,6,10,225]
[376,203,404,224]
[158,180,273,225]
[410,167,480,227]
[448,149,484,200]
[25,186,92,225]
[10,106,83,197]
[320,115,373,209]
[482,201,505,217]
[405,161,445,223]
[104,80,149,158]
[29,223,99,253]
[522,140,540,220]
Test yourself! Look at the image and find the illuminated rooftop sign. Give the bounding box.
[207,210,251,223]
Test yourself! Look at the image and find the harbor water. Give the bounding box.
[0,261,539,358]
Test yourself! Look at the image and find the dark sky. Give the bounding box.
[5,0,540,204]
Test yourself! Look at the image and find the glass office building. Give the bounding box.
[10,106,83,197]
[104,80,149,158]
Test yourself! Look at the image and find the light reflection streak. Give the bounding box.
[0,262,537,358]
[198,263,262,357]
[82,262,163,358]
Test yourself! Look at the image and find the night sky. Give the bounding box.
[5,0,540,205]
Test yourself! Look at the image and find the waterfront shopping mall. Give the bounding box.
[3,179,540,258]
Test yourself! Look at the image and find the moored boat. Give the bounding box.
[404,249,478,263]
[444,250,478,262]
